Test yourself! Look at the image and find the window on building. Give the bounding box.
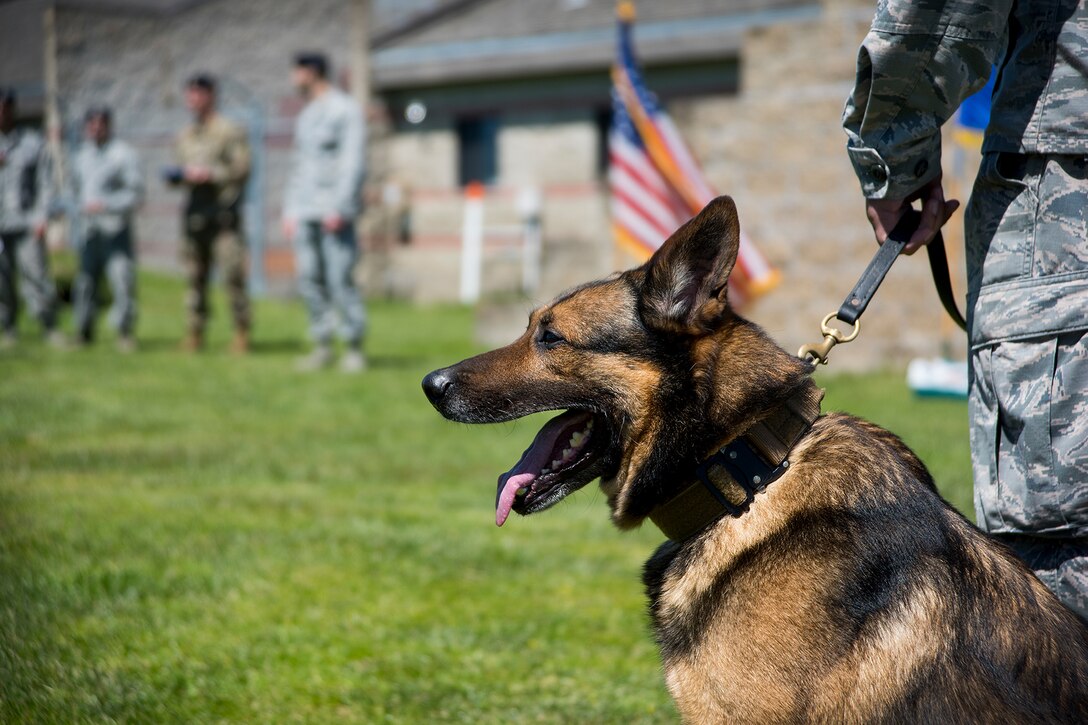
[457,116,499,186]
[595,108,613,177]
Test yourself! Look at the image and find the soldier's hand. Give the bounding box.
[322,214,345,233]
[866,175,960,255]
[84,200,106,215]
[183,165,213,184]
[282,218,297,240]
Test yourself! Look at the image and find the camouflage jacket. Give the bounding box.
[0,127,50,234]
[175,114,250,211]
[842,0,1088,201]
[283,88,365,223]
[72,138,143,237]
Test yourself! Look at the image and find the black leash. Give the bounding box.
[925,231,968,331]
[799,210,966,364]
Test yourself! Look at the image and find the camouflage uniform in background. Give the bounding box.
[844,0,1088,619]
[175,113,250,341]
[283,86,367,350]
[0,125,58,339]
[72,134,143,342]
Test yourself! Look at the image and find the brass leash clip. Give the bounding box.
[797,211,923,365]
[798,313,860,365]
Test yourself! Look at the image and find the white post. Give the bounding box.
[517,187,542,296]
[460,182,485,304]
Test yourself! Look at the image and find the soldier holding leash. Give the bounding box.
[844,1,1088,619]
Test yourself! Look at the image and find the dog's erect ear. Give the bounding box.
[641,195,741,334]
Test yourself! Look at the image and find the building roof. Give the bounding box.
[55,0,210,14]
[372,0,820,89]
[52,0,454,36]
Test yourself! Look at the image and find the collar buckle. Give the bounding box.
[697,437,787,518]
[648,380,824,542]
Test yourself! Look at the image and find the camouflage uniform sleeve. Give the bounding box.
[333,99,365,219]
[282,116,302,222]
[842,0,1013,200]
[68,147,82,209]
[29,134,52,230]
[211,124,250,187]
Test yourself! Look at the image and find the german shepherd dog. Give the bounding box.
[422,197,1088,722]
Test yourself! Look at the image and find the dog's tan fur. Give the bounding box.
[424,197,1088,722]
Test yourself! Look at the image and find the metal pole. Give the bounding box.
[246,102,266,296]
[42,3,66,191]
[42,2,74,252]
[349,0,374,292]
[350,0,371,105]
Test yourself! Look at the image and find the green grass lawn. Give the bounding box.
[0,272,972,723]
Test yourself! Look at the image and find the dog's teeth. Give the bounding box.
[516,487,528,497]
[570,431,586,447]
[551,458,563,469]
[586,419,594,430]
[561,447,574,462]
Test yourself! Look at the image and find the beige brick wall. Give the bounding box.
[387,129,459,190]
[378,119,613,304]
[498,121,599,187]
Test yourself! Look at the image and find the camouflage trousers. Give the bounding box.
[994,534,1088,624]
[182,211,249,335]
[0,229,58,334]
[966,152,1088,613]
[74,227,137,341]
[294,221,366,347]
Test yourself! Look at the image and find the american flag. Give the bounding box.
[609,2,779,305]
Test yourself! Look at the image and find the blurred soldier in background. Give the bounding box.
[283,53,367,374]
[171,74,251,354]
[71,107,142,352]
[0,88,63,349]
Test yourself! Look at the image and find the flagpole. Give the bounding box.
[613,1,636,271]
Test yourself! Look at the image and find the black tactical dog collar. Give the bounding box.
[648,380,824,542]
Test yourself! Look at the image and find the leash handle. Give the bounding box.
[836,210,916,325]
[838,211,967,330]
[800,209,967,364]
[840,208,968,331]
[799,212,916,364]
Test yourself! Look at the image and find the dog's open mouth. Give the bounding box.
[495,410,609,526]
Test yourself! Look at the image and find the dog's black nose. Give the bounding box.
[422,369,453,405]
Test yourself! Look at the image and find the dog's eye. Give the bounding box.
[538,329,565,347]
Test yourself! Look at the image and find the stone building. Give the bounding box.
[0,0,972,368]
[370,0,971,366]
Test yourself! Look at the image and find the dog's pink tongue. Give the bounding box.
[495,472,535,527]
[494,411,588,527]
